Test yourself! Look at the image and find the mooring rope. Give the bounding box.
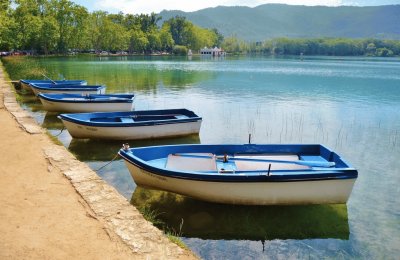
[95,153,120,172]
[54,127,66,136]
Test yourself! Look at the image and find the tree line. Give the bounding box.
[222,37,400,57]
[0,0,223,55]
[1,1,399,57]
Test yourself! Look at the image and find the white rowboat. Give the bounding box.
[119,144,358,205]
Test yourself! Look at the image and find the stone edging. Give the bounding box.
[0,67,195,259]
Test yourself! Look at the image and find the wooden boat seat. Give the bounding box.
[234,155,310,171]
[166,153,217,171]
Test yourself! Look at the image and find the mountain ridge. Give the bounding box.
[159,4,400,41]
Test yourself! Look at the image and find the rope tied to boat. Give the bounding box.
[95,153,119,172]
[95,143,130,172]
[54,127,66,137]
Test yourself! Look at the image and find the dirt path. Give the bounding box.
[0,64,197,260]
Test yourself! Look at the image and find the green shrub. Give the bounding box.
[172,45,188,56]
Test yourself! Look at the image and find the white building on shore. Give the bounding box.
[200,47,226,57]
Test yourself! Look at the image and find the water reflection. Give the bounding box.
[68,135,201,161]
[37,56,217,91]
[42,112,64,129]
[17,93,42,112]
[131,187,349,241]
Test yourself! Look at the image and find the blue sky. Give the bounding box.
[73,0,400,14]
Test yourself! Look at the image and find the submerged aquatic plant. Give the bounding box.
[138,205,188,249]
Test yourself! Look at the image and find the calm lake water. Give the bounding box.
[18,55,400,259]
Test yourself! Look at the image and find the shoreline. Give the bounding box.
[0,64,197,259]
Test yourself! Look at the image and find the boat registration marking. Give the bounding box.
[141,169,167,182]
[85,127,98,132]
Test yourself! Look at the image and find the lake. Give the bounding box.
[19,55,400,259]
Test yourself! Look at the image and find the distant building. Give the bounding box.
[200,47,225,57]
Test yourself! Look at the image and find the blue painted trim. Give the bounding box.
[118,144,358,183]
[38,93,134,104]
[30,83,105,92]
[58,109,202,127]
[21,79,86,84]
[21,79,86,85]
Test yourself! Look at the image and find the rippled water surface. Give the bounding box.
[19,55,400,259]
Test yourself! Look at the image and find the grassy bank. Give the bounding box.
[1,56,48,81]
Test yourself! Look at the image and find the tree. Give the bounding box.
[159,24,174,52]
[172,45,187,55]
[212,28,224,47]
[165,16,189,46]
[146,29,161,53]
[189,25,218,51]
[138,13,160,33]
[366,43,377,56]
[129,29,148,53]
[13,0,44,52]
[101,18,128,51]
[87,11,104,52]
[0,0,17,50]
[67,5,90,51]
[51,0,90,53]
[87,11,128,52]
[39,16,59,54]
[222,36,248,54]
[375,47,394,57]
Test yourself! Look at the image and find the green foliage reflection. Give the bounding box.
[131,187,349,241]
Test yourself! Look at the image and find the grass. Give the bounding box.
[166,232,188,249]
[138,205,188,249]
[1,56,48,81]
[0,60,26,106]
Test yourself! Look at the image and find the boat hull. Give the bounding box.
[39,98,134,112]
[60,119,201,140]
[124,161,356,205]
[20,81,32,91]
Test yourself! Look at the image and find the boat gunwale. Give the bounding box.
[118,144,358,183]
[30,83,106,91]
[38,93,135,104]
[58,109,202,127]
[20,79,87,85]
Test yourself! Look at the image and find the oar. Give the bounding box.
[172,153,336,168]
[199,168,344,173]
[41,73,57,84]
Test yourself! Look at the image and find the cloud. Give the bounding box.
[97,0,348,14]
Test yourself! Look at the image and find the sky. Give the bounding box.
[73,0,400,14]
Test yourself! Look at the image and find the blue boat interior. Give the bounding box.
[38,93,134,103]
[90,115,188,123]
[147,154,332,174]
[59,109,200,126]
[128,144,353,175]
[31,84,104,89]
[21,79,86,85]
